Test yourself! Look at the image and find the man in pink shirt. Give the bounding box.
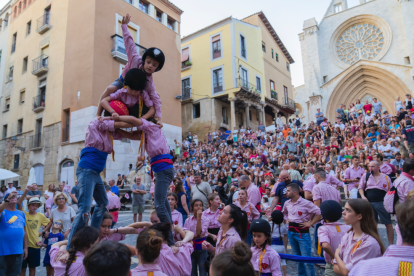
[105,184,121,228]
[303,171,342,200]
[282,183,321,276]
[358,161,393,246]
[349,200,414,276]
[239,175,261,210]
[96,14,164,126]
[344,156,365,198]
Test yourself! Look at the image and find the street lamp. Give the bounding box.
[11,136,26,151]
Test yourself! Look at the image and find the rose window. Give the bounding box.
[336,23,385,65]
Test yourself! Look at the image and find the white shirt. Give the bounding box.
[334,123,345,130]
[6,187,16,195]
[387,137,400,143]
[390,147,399,155]
[378,144,392,156]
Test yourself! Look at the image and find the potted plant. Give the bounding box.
[184,61,192,67]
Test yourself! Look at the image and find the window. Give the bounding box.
[222,107,228,124]
[167,18,175,31]
[20,90,25,104]
[276,53,279,62]
[284,86,288,104]
[271,49,274,59]
[9,66,13,80]
[181,78,190,97]
[240,35,246,58]
[11,33,16,53]
[212,35,221,59]
[5,98,10,110]
[139,1,148,14]
[23,0,27,9]
[181,47,189,68]
[404,56,411,65]
[213,68,223,93]
[44,6,51,25]
[17,119,23,134]
[334,4,342,13]
[22,56,28,73]
[286,62,290,72]
[241,68,248,87]
[124,0,132,3]
[262,42,266,52]
[2,125,7,139]
[193,103,200,118]
[270,80,275,91]
[62,109,70,142]
[323,76,328,83]
[256,76,261,92]
[14,154,19,170]
[156,11,162,22]
[26,21,31,35]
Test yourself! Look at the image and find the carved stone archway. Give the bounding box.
[326,64,411,121]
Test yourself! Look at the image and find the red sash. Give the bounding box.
[150,159,173,179]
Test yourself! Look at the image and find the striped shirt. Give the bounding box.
[349,245,414,276]
[282,197,321,224]
[312,181,341,203]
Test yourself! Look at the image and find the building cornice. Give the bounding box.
[158,0,183,15]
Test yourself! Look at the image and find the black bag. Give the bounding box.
[357,173,370,199]
[295,118,301,126]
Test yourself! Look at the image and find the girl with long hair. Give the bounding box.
[234,190,260,245]
[167,192,183,233]
[174,179,190,224]
[333,199,384,275]
[203,194,222,247]
[49,226,99,276]
[202,204,248,256]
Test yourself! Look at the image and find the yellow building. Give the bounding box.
[180,11,295,140]
[0,0,183,190]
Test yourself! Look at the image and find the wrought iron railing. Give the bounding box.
[29,133,43,149]
[213,81,223,93]
[181,87,192,101]
[271,90,278,100]
[36,13,51,31]
[284,97,295,109]
[111,34,146,57]
[236,77,261,94]
[33,95,45,110]
[32,55,48,73]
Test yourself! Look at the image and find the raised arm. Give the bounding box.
[121,15,142,73]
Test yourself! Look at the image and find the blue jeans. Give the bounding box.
[191,249,208,276]
[66,166,108,250]
[288,231,315,276]
[154,168,175,246]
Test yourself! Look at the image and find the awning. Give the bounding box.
[0,169,20,181]
[212,35,220,43]
[181,48,189,62]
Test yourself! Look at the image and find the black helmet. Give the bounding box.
[124,68,147,91]
[249,219,271,236]
[320,200,343,222]
[142,47,165,72]
[271,210,284,224]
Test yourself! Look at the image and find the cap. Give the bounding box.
[320,200,343,222]
[27,197,42,206]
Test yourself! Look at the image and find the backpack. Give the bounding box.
[295,118,301,126]
[384,181,400,214]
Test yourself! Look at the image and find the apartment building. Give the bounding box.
[0,0,183,190]
[180,11,295,140]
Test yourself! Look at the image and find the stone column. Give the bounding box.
[230,98,236,131]
[245,104,250,128]
[262,106,266,126]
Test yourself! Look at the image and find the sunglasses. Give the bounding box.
[54,222,63,226]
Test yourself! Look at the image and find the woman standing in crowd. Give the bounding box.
[45,192,76,238]
[174,179,190,224]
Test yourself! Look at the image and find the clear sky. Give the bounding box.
[0,0,362,87]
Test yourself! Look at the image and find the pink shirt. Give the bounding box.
[156,243,193,276]
[131,263,167,276]
[380,163,393,175]
[234,201,260,223]
[247,183,262,206]
[106,191,121,210]
[183,215,210,238]
[350,245,414,276]
[215,227,241,255]
[358,173,391,193]
[45,197,53,210]
[121,24,162,118]
[282,197,321,223]
[84,119,123,153]
[100,232,126,242]
[250,245,282,276]
[50,247,86,276]
[110,88,153,109]
[333,231,382,272]
[394,173,414,203]
[312,181,341,203]
[317,222,350,263]
[344,165,365,190]
[171,209,183,227]
[138,119,170,159]
[303,174,342,192]
[202,208,221,229]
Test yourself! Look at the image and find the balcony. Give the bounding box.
[32,55,48,76]
[29,133,43,150]
[62,127,69,143]
[111,34,146,64]
[181,87,192,101]
[36,13,51,34]
[236,77,261,94]
[283,97,295,111]
[213,81,223,93]
[271,90,278,101]
[33,95,45,113]
[181,61,192,71]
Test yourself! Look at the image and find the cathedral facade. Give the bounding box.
[294,0,414,123]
